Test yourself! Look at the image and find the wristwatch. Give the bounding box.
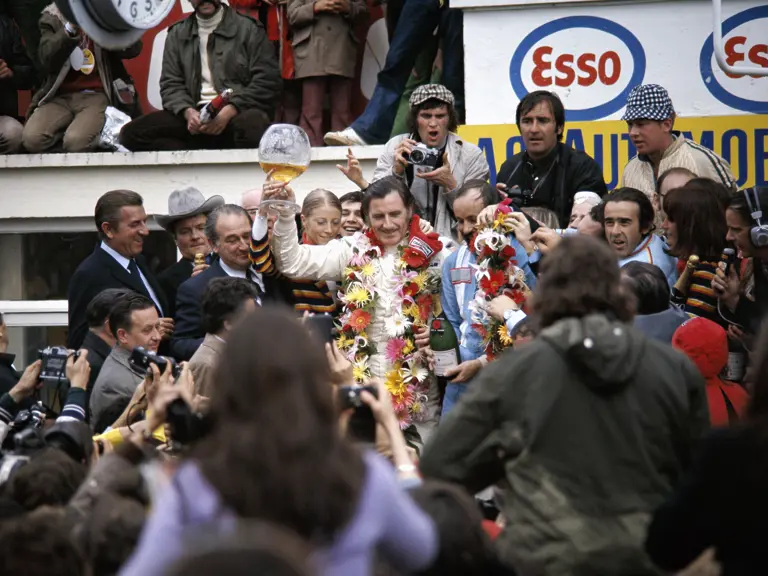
[64,22,78,37]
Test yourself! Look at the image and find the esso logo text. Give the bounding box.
[509,16,646,121]
[700,5,768,114]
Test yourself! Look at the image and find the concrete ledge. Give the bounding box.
[0,146,385,220]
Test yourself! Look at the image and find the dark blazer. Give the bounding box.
[67,246,168,350]
[0,353,19,398]
[171,260,295,360]
[80,330,113,397]
[157,258,194,319]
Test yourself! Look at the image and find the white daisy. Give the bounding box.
[385,313,411,338]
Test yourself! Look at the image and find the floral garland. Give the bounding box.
[336,217,441,428]
[468,200,531,360]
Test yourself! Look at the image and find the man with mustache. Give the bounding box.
[495,90,607,229]
[603,187,677,287]
[436,180,535,414]
[621,84,735,199]
[120,0,280,151]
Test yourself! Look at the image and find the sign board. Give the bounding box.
[459,0,767,187]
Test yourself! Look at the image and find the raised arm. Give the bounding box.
[271,214,351,281]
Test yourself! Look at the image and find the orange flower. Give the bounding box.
[349,309,371,333]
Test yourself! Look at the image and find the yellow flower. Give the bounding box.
[343,267,357,279]
[497,324,514,346]
[385,367,406,395]
[344,283,371,306]
[360,262,376,279]
[336,333,354,350]
[402,339,415,355]
[412,271,428,292]
[352,357,370,383]
[402,303,420,320]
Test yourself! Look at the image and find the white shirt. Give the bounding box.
[218,259,265,302]
[100,241,164,316]
[197,9,224,106]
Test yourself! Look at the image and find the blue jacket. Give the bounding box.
[441,236,536,364]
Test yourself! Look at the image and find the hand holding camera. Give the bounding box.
[9,361,42,404]
[65,349,90,391]
[415,151,456,191]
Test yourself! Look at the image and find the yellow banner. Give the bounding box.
[458,114,768,189]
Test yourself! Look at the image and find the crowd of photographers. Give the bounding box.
[0,80,766,576]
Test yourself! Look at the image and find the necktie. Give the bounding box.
[246,269,264,302]
[128,258,140,277]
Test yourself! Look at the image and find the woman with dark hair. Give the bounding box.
[251,188,342,315]
[646,319,768,574]
[662,185,728,325]
[121,308,438,576]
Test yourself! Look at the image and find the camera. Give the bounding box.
[128,347,181,379]
[506,185,534,209]
[405,143,440,168]
[38,346,79,382]
[338,385,377,444]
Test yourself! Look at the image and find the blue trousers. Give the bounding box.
[352,3,464,144]
[442,381,470,416]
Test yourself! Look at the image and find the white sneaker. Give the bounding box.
[324,127,368,147]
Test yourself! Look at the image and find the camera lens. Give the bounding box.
[410,150,425,163]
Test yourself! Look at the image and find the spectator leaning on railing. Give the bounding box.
[21,3,141,153]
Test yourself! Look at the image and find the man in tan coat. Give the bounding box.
[621,84,736,198]
[188,277,258,399]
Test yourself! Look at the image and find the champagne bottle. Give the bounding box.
[671,254,699,305]
[429,314,460,377]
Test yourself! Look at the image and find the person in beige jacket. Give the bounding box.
[288,0,367,147]
[621,84,736,199]
[188,277,258,399]
[338,84,490,239]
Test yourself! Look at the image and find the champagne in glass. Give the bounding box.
[258,124,312,214]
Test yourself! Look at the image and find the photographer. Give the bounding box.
[338,84,489,238]
[496,91,606,228]
[0,351,91,447]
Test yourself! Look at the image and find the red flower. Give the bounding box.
[349,309,371,333]
[403,281,419,298]
[402,246,428,269]
[478,269,506,296]
[416,293,433,321]
[471,323,487,339]
[500,245,517,261]
[480,245,494,259]
[504,288,527,306]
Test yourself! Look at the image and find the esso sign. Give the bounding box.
[700,5,768,114]
[509,16,645,121]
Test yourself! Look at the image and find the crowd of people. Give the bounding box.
[0,0,464,153]
[0,0,768,576]
[1,9,767,569]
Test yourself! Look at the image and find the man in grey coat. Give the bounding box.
[90,293,161,433]
[337,84,489,239]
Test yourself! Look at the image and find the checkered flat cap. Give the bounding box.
[409,84,455,108]
[622,84,675,122]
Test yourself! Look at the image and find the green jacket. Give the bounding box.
[420,314,710,576]
[160,6,280,118]
[29,5,142,117]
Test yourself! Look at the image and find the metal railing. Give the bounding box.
[712,0,768,77]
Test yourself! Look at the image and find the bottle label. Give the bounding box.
[725,351,746,382]
[432,349,459,377]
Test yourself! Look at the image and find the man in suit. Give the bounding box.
[156,187,224,317]
[80,288,128,408]
[67,190,172,350]
[90,292,161,432]
[189,277,258,398]
[171,204,292,360]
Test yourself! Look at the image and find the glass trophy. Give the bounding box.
[258,124,311,215]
